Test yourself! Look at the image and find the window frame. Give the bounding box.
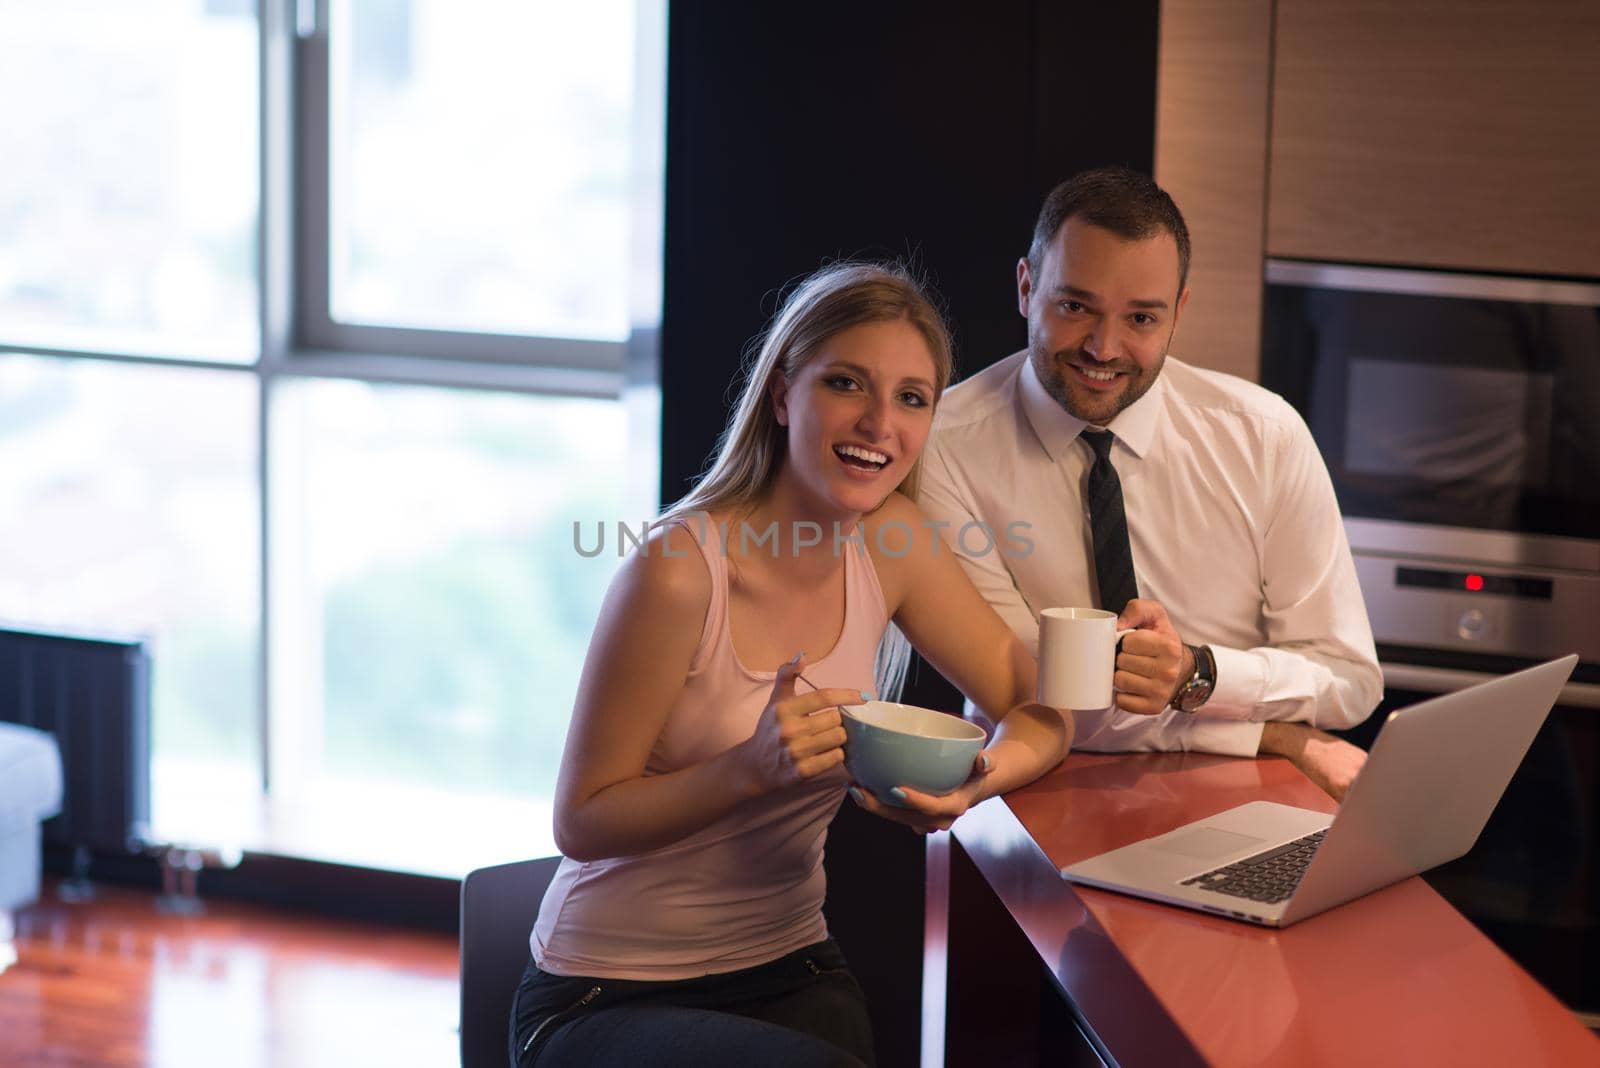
[276,0,634,391]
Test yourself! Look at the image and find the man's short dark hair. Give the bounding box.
[1027,167,1191,292]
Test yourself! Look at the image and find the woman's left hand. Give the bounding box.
[846,750,994,834]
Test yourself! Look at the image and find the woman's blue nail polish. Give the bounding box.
[790,652,804,665]
[979,753,993,772]
[889,787,908,803]
[860,690,874,702]
[848,786,865,805]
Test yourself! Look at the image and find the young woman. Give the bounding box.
[511,263,1071,1067]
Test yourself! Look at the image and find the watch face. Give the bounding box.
[1177,678,1214,713]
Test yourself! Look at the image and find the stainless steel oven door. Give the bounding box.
[1262,261,1600,543]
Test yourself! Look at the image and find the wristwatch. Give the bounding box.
[1172,644,1216,713]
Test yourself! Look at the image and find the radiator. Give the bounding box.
[0,627,150,856]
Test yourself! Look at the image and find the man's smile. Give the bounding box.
[1073,364,1122,383]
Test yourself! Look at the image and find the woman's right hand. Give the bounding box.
[735,654,863,794]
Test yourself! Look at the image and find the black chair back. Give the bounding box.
[459,856,563,1068]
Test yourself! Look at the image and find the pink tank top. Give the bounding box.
[530,515,890,980]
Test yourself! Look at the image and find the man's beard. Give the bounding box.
[1028,337,1165,425]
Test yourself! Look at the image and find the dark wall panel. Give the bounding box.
[662,1,1157,507]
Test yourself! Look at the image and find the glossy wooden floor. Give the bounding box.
[0,880,459,1068]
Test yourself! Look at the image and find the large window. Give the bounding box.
[0,1,259,360]
[328,0,637,341]
[0,354,261,849]
[0,1,664,876]
[266,380,631,873]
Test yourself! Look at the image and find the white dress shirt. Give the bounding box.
[919,350,1381,757]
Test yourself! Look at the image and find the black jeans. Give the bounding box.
[508,939,875,1067]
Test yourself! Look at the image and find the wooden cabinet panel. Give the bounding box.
[1268,0,1600,277]
[1156,0,1273,382]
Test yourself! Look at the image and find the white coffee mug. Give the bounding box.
[1037,607,1134,710]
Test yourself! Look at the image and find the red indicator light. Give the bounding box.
[1465,574,1484,591]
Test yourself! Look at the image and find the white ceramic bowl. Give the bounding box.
[841,700,987,805]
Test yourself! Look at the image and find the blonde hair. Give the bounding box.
[667,261,955,697]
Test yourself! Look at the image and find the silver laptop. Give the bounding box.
[1059,655,1578,927]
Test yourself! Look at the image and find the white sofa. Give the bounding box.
[0,723,63,967]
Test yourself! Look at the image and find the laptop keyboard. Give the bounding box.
[1180,828,1328,905]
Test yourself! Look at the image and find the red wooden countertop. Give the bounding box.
[949,750,1600,1067]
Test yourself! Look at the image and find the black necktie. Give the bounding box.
[1083,431,1139,615]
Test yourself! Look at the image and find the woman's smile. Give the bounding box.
[833,442,892,477]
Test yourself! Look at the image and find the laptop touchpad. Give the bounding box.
[1152,826,1265,860]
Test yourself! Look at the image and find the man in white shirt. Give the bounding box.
[919,167,1381,798]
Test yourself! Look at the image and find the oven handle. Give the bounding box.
[1382,662,1600,709]
[1265,258,1600,308]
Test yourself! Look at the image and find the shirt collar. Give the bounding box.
[1018,354,1165,461]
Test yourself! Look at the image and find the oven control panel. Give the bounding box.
[1354,554,1600,664]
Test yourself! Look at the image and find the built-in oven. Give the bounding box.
[1262,260,1600,1021]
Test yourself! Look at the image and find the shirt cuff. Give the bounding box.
[1169,717,1265,759]
[1200,644,1266,721]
